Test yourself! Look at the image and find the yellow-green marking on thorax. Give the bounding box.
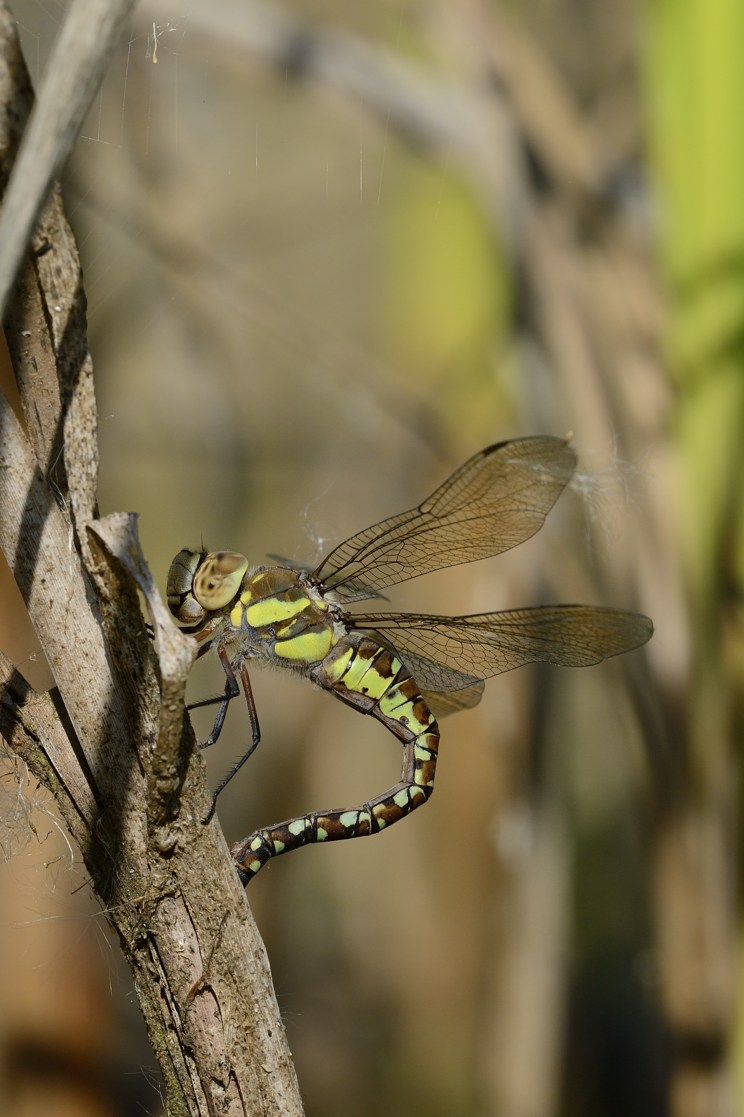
[226,569,336,665]
[244,595,311,629]
[274,628,335,662]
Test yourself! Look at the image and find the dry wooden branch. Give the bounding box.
[0,9,303,1115]
[0,0,137,318]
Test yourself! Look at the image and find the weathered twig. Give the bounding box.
[0,9,304,1115]
[0,0,136,319]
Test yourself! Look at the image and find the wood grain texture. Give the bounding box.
[0,6,305,1113]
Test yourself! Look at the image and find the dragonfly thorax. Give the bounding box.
[167,549,344,667]
[225,567,343,666]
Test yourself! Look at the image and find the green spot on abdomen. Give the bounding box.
[341,650,403,697]
[379,686,430,733]
[324,645,354,682]
[339,651,376,690]
[358,667,394,700]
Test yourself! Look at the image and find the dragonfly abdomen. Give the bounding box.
[231,634,440,881]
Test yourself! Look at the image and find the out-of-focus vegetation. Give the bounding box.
[0,1,742,1115]
[644,3,744,1112]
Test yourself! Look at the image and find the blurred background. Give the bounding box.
[0,1,742,1115]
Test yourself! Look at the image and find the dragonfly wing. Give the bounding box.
[420,683,486,718]
[354,606,653,684]
[266,553,313,572]
[267,553,387,599]
[312,436,576,601]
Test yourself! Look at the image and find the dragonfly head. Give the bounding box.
[167,549,249,625]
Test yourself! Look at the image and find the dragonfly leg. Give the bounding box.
[187,646,241,750]
[201,660,261,822]
[230,665,439,883]
[185,645,262,820]
[208,664,260,803]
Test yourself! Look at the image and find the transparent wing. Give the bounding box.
[420,683,486,718]
[374,643,485,716]
[354,606,653,695]
[405,654,486,717]
[312,436,576,602]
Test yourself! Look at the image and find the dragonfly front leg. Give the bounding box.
[231,644,440,883]
[186,646,262,820]
[209,661,261,804]
[186,645,241,750]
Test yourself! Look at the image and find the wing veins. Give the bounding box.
[312,437,577,600]
[352,606,653,689]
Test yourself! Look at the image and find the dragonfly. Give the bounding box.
[167,436,652,884]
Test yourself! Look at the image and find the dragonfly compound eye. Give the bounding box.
[167,549,208,623]
[192,551,249,611]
